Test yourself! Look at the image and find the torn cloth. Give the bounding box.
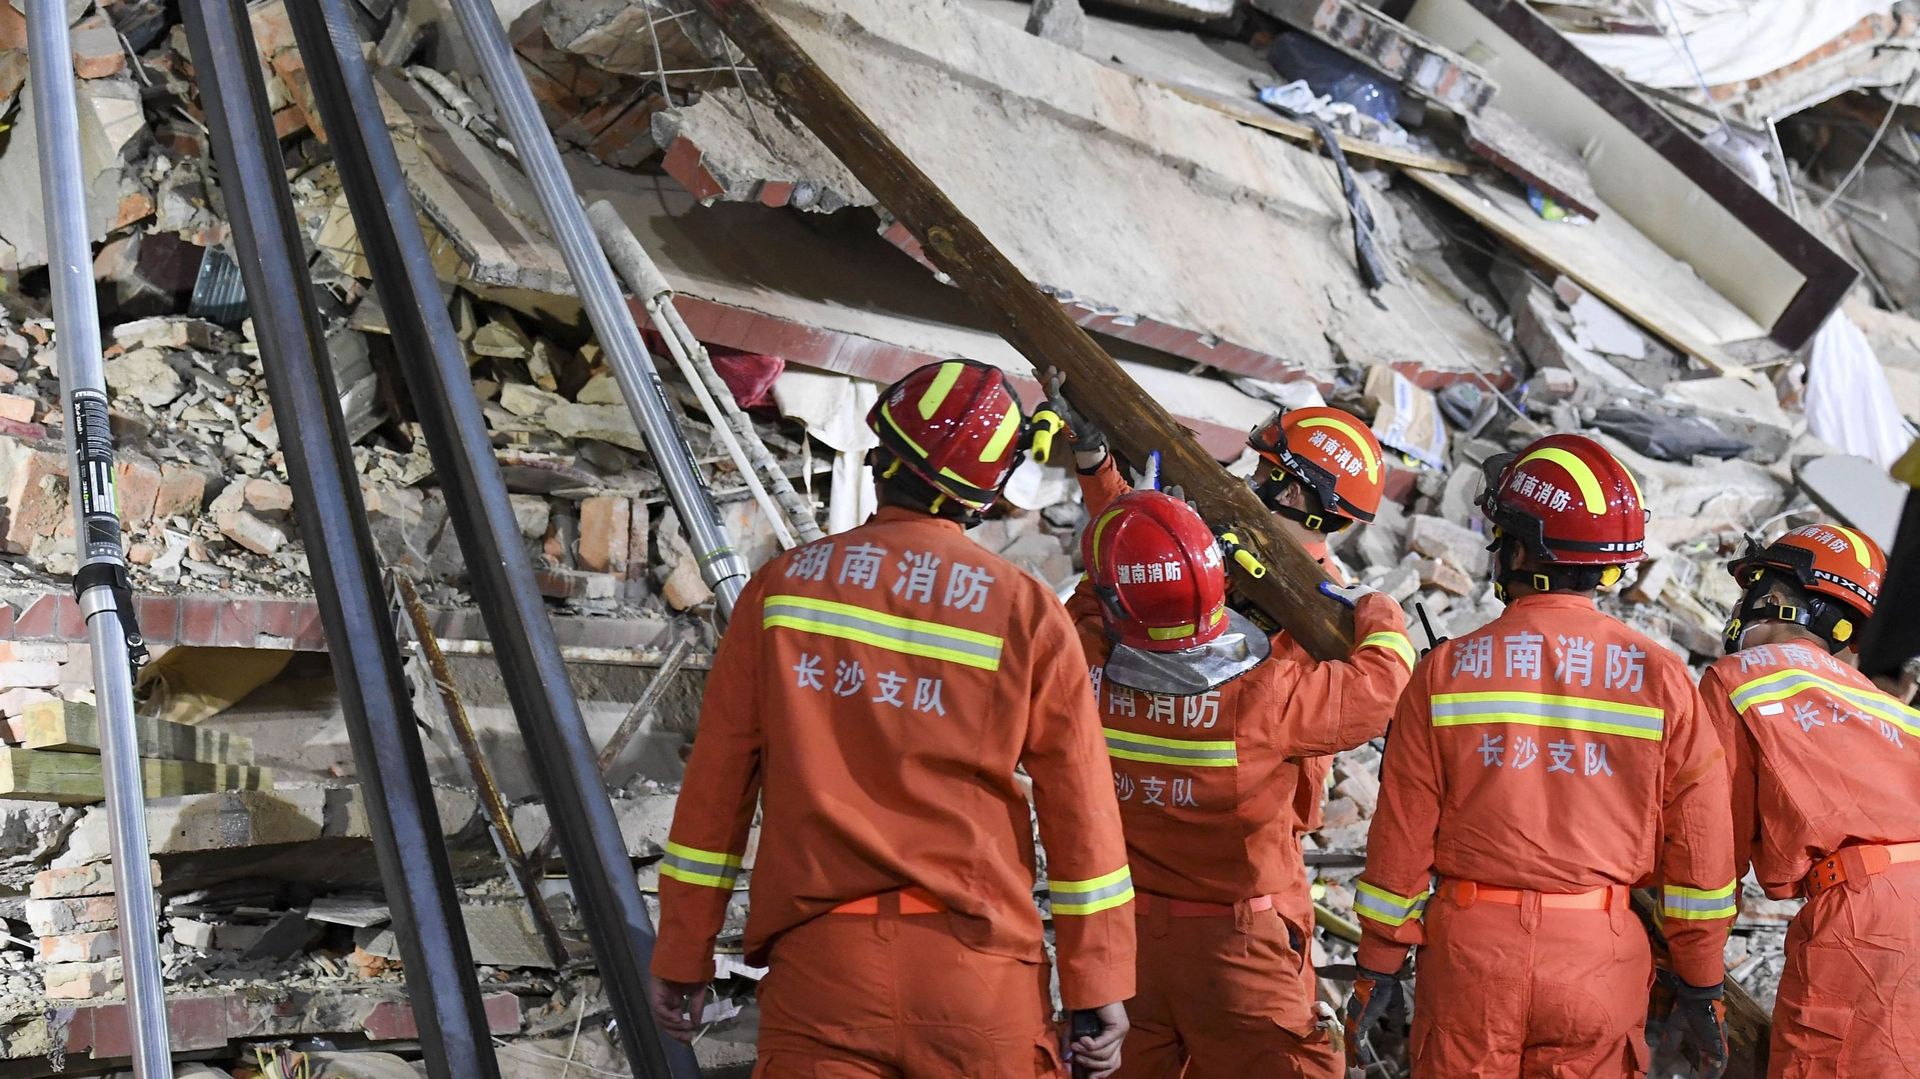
[1805,313,1914,470]
[1564,0,1892,90]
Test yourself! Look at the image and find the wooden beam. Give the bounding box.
[692,0,1355,659]
[0,748,272,805]
[10,700,255,765]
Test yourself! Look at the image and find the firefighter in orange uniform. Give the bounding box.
[1347,434,1736,1077]
[1050,398,1414,1077]
[648,359,1137,1078]
[1698,524,1920,1078]
[1245,408,1402,836]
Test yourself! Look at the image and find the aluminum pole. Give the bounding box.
[178,4,500,1075]
[443,0,749,626]
[282,3,702,1072]
[25,4,173,1074]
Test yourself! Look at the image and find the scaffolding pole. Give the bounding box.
[178,4,500,1076]
[282,2,700,1071]
[26,2,172,1073]
[443,0,750,627]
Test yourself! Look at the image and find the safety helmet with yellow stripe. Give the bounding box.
[1247,407,1386,532]
[867,359,1028,520]
[1084,490,1232,653]
[1723,523,1885,654]
[1479,434,1646,597]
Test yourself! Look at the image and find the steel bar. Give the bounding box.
[27,2,172,1072]
[396,575,570,970]
[178,5,498,1076]
[596,637,696,778]
[588,199,822,547]
[443,0,749,627]
[283,4,698,1074]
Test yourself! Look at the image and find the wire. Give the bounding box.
[1819,71,1917,217]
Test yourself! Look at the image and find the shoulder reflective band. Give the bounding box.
[1432,691,1666,741]
[1732,668,1920,738]
[763,594,1004,671]
[1663,881,1737,921]
[660,840,744,890]
[1354,881,1429,927]
[1361,630,1416,671]
[1104,727,1238,768]
[1049,866,1135,916]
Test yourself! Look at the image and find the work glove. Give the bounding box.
[1343,964,1406,1046]
[1658,973,1729,1078]
[1318,579,1379,609]
[1042,368,1109,463]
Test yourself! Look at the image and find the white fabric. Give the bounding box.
[1564,0,1892,90]
[1805,312,1915,469]
[772,369,880,534]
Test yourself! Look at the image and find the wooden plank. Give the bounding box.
[10,699,255,765]
[1403,168,1762,378]
[0,748,272,806]
[693,0,1355,659]
[1149,78,1474,177]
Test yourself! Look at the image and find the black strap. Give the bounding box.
[73,562,150,674]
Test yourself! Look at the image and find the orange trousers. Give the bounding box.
[1114,893,1338,1079]
[753,904,1064,1077]
[1411,889,1652,1077]
[1769,861,1920,1078]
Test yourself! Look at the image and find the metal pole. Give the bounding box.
[25,4,172,1073]
[442,0,749,626]
[177,5,500,1076]
[281,4,700,1074]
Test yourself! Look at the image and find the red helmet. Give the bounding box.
[867,359,1026,512]
[1729,524,1884,620]
[1479,434,1646,565]
[1248,407,1385,529]
[1083,491,1229,652]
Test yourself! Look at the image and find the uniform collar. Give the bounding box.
[1504,591,1598,613]
[869,505,965,532]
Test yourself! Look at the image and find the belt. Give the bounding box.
[828,887,945,916]
[1139,891,1275,918]
[1442,880,1628,911]
[1804,842,1920,898]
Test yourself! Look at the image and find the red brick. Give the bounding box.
[11,594,61,638]
[256,600,297,642]
[57,596,84,640]
[577,495,631,576]
[0,394,33,423]
[112,455,163,530]
[3,442,67,555]
[153,462,208,519]
[215,599,264,647]
[133,596,178,645]
[178,597,219,647]
[290,603,327,651]
[70,15,125,79]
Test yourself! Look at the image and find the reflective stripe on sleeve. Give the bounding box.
[1432,691,1665,741]
[1050,866,1136,916]
[659,841,744,890]
[1731,669,1920,738]
[1662,881,1737,921]
[1354,881,1430,928]
[1361,631,1417,671]
[1104,728,1238,768]
[763,594,1004,671]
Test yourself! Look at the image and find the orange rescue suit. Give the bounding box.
[1701,644,1920,1078]
[653,506,1136,1075]
[1358,593,1735,1077]
[1075,461,1414,1077]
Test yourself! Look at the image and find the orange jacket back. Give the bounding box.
[1357,593,1735,987]
[651,507,1136,1009]
[1701,644,1920,897]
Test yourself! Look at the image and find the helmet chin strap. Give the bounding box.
[1488,532,1616,600]
[1254,475,1349,533]
[1722,572,1859,656]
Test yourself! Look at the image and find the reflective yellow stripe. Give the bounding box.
[1146,622,1198,641]
[660,840,744,890]
[1050,866,1135,916]
[1354,881,1429,927]
[763,594,1004,671]
[1832,525,1873,569]
[1432,690,1665,740]
[1296,415,1378,482]
[1104,727,1238,768]
[1361,630,1416,671]
[1089,508,1123,574]
[1663,880,1737,921]
[1731,669,1920,737]
[881,400,929,457]
[918,360,964,419]
[979,404,1020,463]
[1517,446,1605,513]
